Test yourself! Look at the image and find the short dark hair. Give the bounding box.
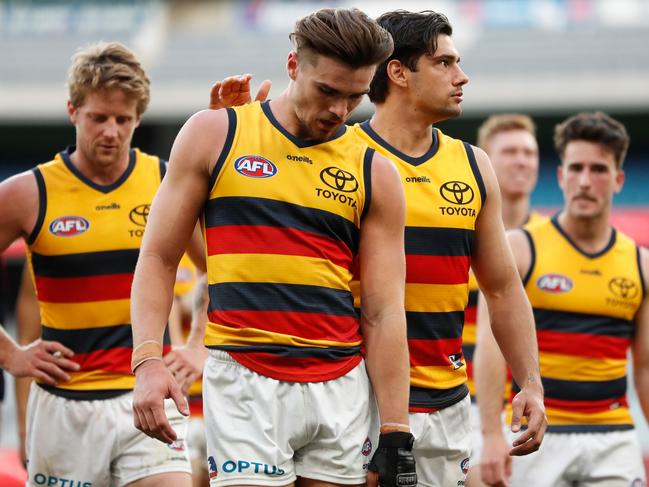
[369,10,453,103]
[290,8,393,68]
[554,112,630,169]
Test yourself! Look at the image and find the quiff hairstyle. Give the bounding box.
[68,41,150,116]
[554,112,629,169]
[290,8,393,68]
[369,10,453,103]
[477,114,537,151]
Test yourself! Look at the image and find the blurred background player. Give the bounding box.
[0,41,205,487]
[477,111,649,487]
[462,113,543,486]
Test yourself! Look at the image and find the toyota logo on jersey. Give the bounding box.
[234,155,278,178]
[49,216,90,237]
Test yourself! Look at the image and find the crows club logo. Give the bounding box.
[49,216,90,237]
[440,181,474,205]
[361,437,372,456]
[320,166,359,193]
[460,457,470,474]
[234,155,278,178]
[537,273,573,293]
[208,456,218,479]
[609,277,639,300]
[129,204,150,227]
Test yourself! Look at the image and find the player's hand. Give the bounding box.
[209,74,271,110]
[4,339,79,384]
[509,382,547,455]
[367,432,417,487]
[132,359,188,444]
[164,344,208,395]
[480,431,512,487]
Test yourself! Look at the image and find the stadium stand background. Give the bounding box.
[1,0,648,477]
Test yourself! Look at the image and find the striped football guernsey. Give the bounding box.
[462,211,545,400]
[354,121,485,411]
[203,101,372,382]
[27,147,170,399]
[509,215,644,432]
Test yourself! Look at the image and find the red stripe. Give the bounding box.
[35,273,133,303]
[228,351,361,382]
[544,395,628,414]
[464,306,476,324]
[72,344,171,374]
[189,396,203,417]
[408,337,463,367]
[466,359,474,380]
[209,309,361,343]
[537,330,629,359]
[406,255,470,285]
[72,347,133,374]
[206,225,352,269]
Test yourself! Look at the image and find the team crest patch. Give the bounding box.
[234,155,277,178]
[361,437,372,456]
[460,457,470,474]
[208,456,218,479]
[49,216,89,237]
[536,273,573,293]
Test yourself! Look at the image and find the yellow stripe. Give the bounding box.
[545,405,633,425]
[462,322,476,345]
[42,371,134,391]
[410,365,467,390]
[405,283,467,313]
[350,279,361,308]
[205,322,362,349]
[188,380,202,396]
[506,404,633,426]
[208,254,351,290]
[540,352,626,382]
[40,299,130,329]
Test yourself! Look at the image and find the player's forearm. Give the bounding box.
[362,309,410,425]
[486,285,541,390]
[474,317,508,433]
[131,251,177,346]
[633,362,649,423]
[0,325,18,369]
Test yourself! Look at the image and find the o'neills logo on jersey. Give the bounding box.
[536,273,573,293]
[234,155,277,178]
[49,216,89,237]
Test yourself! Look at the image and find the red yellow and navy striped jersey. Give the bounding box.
[353,121,485,411]
[26,148,170,399]
[509,215,644,432]
[203,101,372,382]
[462,211,545,400]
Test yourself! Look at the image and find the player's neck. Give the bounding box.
[69,148,131,186]
[371,103,435,158]
[557,211,613,253]
[501,195,531,230]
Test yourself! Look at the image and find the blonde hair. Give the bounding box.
[68,41,150,116]
[477,114,536,151]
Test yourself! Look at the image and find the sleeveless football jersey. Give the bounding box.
[203,101,372,382]
[27,148,170,399]
[510,216,643,432]
[353,121,485,411]
[462,211,545,400]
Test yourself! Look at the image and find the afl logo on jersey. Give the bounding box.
[234,156,277,178]
[537,273,573,293]
[49,216,89,237]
